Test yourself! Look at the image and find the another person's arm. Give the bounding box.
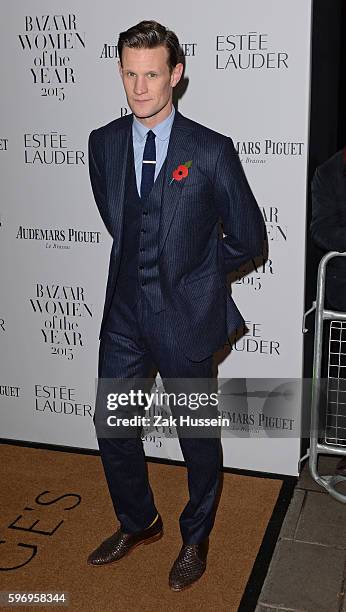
[311,164,346,252]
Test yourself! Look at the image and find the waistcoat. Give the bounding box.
[104,137,167,332]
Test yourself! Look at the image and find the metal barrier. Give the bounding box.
[303,251,346,503]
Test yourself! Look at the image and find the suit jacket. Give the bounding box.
[88,110,265,360]
[311,149,346,311]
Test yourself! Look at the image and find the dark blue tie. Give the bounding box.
[140,130,156,199]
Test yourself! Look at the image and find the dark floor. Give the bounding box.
[256,455,346,612]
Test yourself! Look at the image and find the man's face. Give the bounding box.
[119,45,183,127]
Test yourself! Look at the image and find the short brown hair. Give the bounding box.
[118,20,183,71]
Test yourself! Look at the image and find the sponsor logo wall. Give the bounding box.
[0,1,312,475]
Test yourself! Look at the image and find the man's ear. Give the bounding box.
[171,62,184,88]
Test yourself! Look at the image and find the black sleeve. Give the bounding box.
[311,164,346,252]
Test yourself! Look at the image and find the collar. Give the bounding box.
[133,106,175,142]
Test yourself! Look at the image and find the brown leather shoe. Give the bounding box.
[169,539,209,591]
[87,515,163,566]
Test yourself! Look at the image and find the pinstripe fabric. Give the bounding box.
[104,132,166,318]
[96,291,221,542]
[89,110,265,545]
[88,110,265,361]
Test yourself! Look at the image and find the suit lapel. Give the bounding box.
[158,111,197,257]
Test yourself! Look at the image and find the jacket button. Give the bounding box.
[143,210,148,215]
[141,229,146,234]
[139,265,144,270]
[140,248,145,252]
[141,281,146,286]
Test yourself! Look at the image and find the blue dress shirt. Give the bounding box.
[132,106,175,196]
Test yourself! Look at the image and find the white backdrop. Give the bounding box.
[0,0,312,475]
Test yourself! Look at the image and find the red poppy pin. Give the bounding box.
[170,160,192,184]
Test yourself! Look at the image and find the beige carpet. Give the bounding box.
[0,444,282,611]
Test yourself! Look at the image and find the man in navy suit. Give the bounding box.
[87,20,264,590]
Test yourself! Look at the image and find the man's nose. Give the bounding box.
[134,76,148,95]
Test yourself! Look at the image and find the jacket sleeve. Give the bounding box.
[311,165,346,252]
[213,136,265,274]
[88,129,113,238]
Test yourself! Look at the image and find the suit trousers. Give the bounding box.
[94,287,222,544]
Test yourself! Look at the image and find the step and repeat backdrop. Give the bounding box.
[0,0,312,475]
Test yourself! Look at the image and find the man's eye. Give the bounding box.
[126,72,136,77]
[147,73,157,78]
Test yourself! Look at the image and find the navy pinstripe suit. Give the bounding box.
[88,109,264,543]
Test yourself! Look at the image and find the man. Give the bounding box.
[87,20,264,590]
[311,148,346,475]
